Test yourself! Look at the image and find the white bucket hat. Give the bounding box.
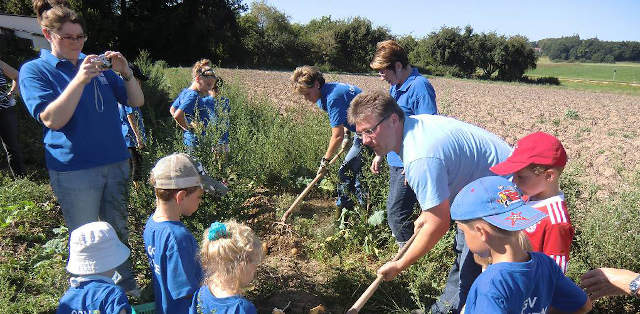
[66,221,130,275]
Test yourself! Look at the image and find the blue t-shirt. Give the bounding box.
[143,216,203,314]
[56,276,131,314]
[189,285,257,314]
[316,82,362,132]
[402,115,511,210]
[118,104,146,148]
[387,68,438,167]
[171,88,210,146]
[202,96,231,144]
[19,49,130,171]
[464,252,587,314]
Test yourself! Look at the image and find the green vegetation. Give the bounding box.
[527,60,640,83]
[523,56,640,95]
[2,55,640,312]
[3,1,536,81]
[537,35,640,63]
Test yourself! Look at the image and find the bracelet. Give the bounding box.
[122,69,133,81]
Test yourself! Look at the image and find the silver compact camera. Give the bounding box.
[97,54,112,69]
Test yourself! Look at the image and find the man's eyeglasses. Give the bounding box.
[356,113,392,137]
[51,32,88,42]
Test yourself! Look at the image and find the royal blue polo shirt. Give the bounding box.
[20,49,129,171]
[387,68,438,167]
[317,82,361,132]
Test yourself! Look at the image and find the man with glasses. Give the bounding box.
[348,91,511,314]
[369,40,438,250]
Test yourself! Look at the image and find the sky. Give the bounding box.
[249,0,640,42]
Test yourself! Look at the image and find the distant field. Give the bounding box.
[527,58,640,83]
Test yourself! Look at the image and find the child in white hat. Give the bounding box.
[57,221,132,314]
[189,220,263,313]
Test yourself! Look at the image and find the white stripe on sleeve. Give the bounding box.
[547,205,557,224]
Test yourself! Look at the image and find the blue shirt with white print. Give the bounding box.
[56,276,131,314]
[19,49,130,171]
[387,67,437,167]
[464,252,587,314]
[316,82,361,132]
[143,216,202,314]
[401,115,511,211]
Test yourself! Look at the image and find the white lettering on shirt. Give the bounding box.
[147,245,160,275]
[521,296,548,314]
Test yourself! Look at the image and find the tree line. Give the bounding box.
[2,0,567,81]
[536,35,640,63]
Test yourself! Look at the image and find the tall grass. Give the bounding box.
[2,56,640,312]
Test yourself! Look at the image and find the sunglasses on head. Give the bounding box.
[200,69,216,77]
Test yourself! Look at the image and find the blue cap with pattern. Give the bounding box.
[450,176,547,231]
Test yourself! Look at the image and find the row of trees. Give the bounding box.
[3,1,538,80]
[537,35,640,63]
[401,26,537,80]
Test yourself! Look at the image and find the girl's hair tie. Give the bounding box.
[208,222,228,241]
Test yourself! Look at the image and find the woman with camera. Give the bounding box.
[19,0,143,295]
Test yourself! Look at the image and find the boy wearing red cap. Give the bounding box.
[490,132,574,273]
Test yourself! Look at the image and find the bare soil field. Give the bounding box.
[213,68,640,312]
[217,68,640,196]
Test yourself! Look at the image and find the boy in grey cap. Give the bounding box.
[143,153,227,313]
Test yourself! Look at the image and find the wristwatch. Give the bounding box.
[630,274,640,297]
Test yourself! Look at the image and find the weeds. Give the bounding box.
[3,63,640,313]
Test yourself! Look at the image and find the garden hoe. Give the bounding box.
[276,146,346,231]
[346,231,418,313]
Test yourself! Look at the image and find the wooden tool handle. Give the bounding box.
[347,231,418,313]
[280,147,345,222]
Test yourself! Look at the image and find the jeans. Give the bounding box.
[430,227,482,314]
[386,166,418,244]
[0,105,25,178]
[49,160,137,291]
[336,135,364,208]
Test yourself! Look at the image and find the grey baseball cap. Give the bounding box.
[150,153,228,196]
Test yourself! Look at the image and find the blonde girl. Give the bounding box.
[170,59,218,148]
[189,221,263,314]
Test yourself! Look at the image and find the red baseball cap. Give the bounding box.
[490,132,567,175]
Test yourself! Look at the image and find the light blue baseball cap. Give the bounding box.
[450,176,547,231]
